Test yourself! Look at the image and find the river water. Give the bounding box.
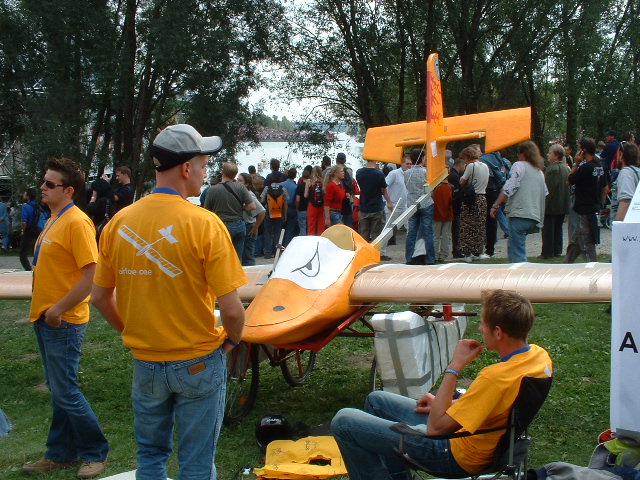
[233,132,365,176]
[188,131,365,203]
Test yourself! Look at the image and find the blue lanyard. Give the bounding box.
[152,187,182,196]
[32,202,74,266]
[501,345,530,362]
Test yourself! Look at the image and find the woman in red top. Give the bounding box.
[323,165,346,227]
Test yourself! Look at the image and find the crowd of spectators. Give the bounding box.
[203,130,635,266]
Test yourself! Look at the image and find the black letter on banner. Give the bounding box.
[619,332,638,353]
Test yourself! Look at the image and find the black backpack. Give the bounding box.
[309,182,324,207]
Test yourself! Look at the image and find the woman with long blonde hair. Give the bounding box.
[491,141,547,262]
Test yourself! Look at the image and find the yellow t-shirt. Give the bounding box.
[94,192,247,361]
[447,344,553,473]
[30,205,98,324]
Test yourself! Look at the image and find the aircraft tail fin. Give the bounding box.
[425,53,446,186]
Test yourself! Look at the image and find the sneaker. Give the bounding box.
[463,256,474,263]
[380,255,392,261]
[478,253,491,260]
[598,429,614,443]
[77,461,107,479]
[23,458,77,473]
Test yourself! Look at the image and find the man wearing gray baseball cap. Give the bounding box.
[92,124,247,480]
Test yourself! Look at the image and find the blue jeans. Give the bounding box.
[331,391,466,480]
[507,217,538,263]
[330,210,343,226]
[132,349,227,480]
[297,210,307,237]
[33,320,108,463]
[283,207,298,246]
[497,207,509,236]
[264,215,283,256]
[242,222,257,266]
[405,205,435,263]
[224,220,246,261]
[0,407,11,437]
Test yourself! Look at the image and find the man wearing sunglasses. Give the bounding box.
[91,124,247,480]
[23,158,109,478]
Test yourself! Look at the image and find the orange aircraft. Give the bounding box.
[362,53,531,187]
[0,54,611,346]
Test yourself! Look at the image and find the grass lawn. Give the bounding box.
[0,289,611,479]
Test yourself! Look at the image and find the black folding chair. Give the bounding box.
[390,376,553,480]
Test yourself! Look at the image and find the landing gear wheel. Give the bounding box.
[224,343,259,425]
[279,349,316,387]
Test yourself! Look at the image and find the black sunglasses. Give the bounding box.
[43,180,66,189]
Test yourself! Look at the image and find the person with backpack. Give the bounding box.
[204,162,256,260]
[20,188,42,271]
[261,159,288,259]
[305,166,325,235]
[260,178,289,259]
[480,150,507,258]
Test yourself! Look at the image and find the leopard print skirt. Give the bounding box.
[460,194,487,256]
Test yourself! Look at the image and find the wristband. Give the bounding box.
[491,205,498,210]
[445,368,460,377]
[225,338,239,347]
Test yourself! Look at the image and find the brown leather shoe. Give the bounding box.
[23,457,76,473]
[77,461,107,479]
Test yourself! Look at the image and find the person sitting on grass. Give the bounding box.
[330,289,553,480]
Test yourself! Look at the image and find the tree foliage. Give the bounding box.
[2,0,640,192]
[277,0,640,150]
[0,0,287,195]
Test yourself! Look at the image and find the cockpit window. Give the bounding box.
[271,236,356,290]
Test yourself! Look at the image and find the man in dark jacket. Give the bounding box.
[448,157,465,258]
[480,151,507,257]
[565,138,606,263]
[20,188,41,271]
[541,145,570,258]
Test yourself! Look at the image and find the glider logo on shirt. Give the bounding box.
[117,224,184,278]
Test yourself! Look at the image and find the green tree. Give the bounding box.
[0,0,287,195]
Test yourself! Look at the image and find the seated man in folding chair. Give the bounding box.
[331,289,553,480]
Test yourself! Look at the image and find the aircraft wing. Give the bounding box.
[350,262,611,304]
[0,266,273,302]
[445,108,531,155]
[0,269,32,299]
[361,52,531,187]
[0,262,611,304]
[361,108,531,167]
[239,265,273,302]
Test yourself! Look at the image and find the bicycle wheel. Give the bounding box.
[369,355,383,392]
[279,349,316,387]
[224,343,259,425]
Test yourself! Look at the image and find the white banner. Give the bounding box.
[611,220,640,440]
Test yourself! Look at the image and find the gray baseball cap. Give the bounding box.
[150,124,223,172]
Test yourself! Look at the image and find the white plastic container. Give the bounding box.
[371,305,467,399]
